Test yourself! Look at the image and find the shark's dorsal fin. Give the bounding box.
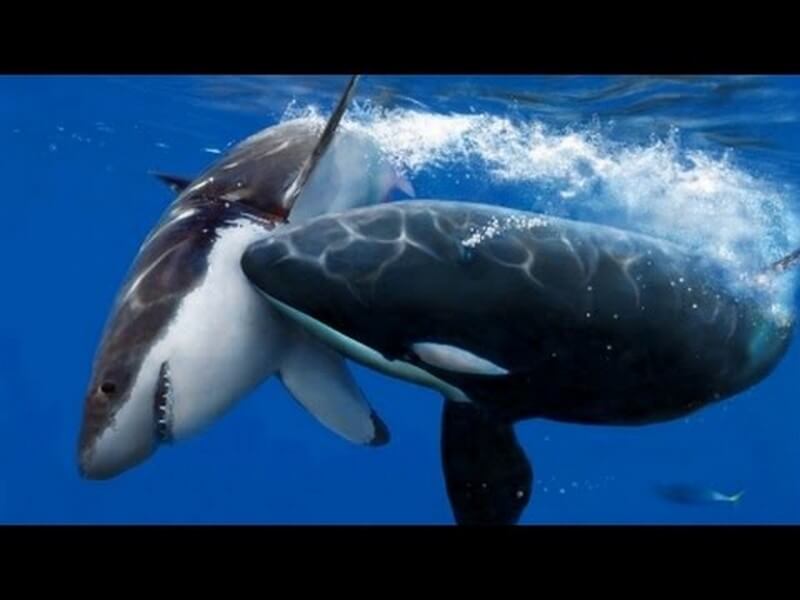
[280,75,361,218]
[150,172,193,194]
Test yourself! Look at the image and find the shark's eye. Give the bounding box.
[100,382,117,395]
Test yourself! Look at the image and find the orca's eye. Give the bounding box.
[100,382,117,395]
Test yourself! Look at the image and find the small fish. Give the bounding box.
[655,484,746,506]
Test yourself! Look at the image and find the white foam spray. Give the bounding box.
[281,103,800,312]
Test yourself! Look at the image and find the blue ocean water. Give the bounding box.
[1,75,799,524]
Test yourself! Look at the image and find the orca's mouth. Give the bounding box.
[154,361,174,444]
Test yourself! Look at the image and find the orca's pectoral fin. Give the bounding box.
[279,333,389,447]
[150,171,193,194]
[441,401,532,525]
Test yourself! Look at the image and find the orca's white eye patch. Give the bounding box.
[411,342,509,376]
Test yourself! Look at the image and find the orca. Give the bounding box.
[242,200,797,524]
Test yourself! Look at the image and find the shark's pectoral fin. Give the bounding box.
[441,400,532,525]
[279,336,389,446]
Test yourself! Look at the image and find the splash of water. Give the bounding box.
[281,102,800,311]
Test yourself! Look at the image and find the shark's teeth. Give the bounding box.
[154,362,174,444]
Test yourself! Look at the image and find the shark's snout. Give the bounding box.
[77,383,159,480]
[77,443,114,480]
[78,423,157,480]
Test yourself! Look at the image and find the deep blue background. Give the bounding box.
[1,75,798,524]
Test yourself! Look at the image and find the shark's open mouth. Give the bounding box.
[154,361,174,444]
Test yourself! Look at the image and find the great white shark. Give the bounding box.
[78,76,413,479]
[241,200,798,525]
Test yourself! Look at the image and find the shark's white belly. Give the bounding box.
[91,212,385,470]
[145,218,290,441]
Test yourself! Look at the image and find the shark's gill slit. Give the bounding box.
[154,361,174,444]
